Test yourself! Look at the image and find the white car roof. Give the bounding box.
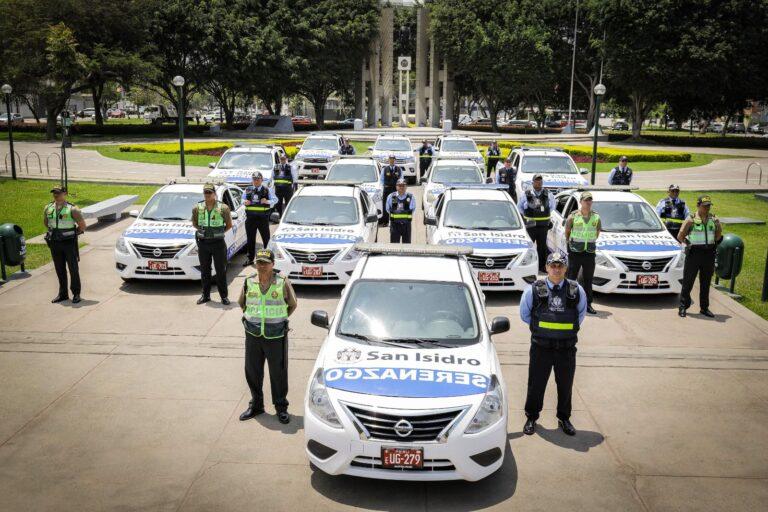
[433,159,479,167]
[518,149,570,158]
[439,135,474,140]
[332,158,377,166]
[297,185,357,197]
[305,134,338,140]
[375,134,410,140]
[158,183,225,194]
[445,188,512,201]
[360,255,464,282]
[224,146,274,154]
[568,190,645,203]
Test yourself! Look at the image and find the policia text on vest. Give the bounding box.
[677,198,722,318]
[191,191,233,304]
[43,188,86,303]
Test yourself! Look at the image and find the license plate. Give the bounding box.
[478,271,500,283]
[381,447,423,469]
[309,168,320,173]
[302,266,322,277]
[148,260,168,271]
[636,274,659,286]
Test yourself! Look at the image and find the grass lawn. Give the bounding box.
[0,178,158,277]
[637,190,768,320]
[0,131,48,141]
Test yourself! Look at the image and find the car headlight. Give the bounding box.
[465,375,503,434]
[674,252,685,269]
[342,247,361,261]
[308,368,342,428]
[115,236,130,255]
[474,156,484,164]
[595,251,616,269]
[517,247,537,266]
[187,242,198,256]
[266,241,285,260]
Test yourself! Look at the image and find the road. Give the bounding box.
[0,187,766,511]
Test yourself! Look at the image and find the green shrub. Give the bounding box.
[477,141,691,162]
[118,139,304,157]
[608,133,768,150]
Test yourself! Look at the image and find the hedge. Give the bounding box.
[608,133,768,150]
[460,125,563,135]
[118,139,303,159]
[477,141,691,162]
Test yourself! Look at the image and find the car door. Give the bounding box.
[426,193,445,242]
[226,186,247,252]
[359,192,378,242]
[548,193,575,253]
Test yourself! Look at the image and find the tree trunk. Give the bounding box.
[313,97,326,129]
[46,110,58,140]
[274,97,282,116]
[91,84,104,127]
[489,104,499,132]
[631,93,645,139]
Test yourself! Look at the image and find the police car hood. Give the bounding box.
[436,228,532,253]
[438,151,482,161]
[596,231,682,255]
[296,149,338,160]
[207,167,273,185]
[521,173,588,189]
[122,219,196,243]
[271,224,363,248]
[372,149,413,160]
[321,341,493,398]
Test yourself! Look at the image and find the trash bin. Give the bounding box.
[0,223,26,266]
[716,233,744,280]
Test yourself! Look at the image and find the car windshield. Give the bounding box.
[444,200,522,230]
[442,140,478,152]
[327,163,377,183]
[145,107,159,113]
[302,138,338,151]
[432,166,483,184]
[283,195,359,226]
[521,156,578,174]
[374,139,412,152]
[592,201,665,232]
[140,192,204,221]
[337,280,479,345]
[216,152,273,169]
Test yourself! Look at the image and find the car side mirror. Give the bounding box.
[419,176,427,183]
[366,213,378,223]
[231,212,239,220]
[490,316,510,335]
[129,209,139,217]
[367,146,373,151]
[269,211,281,224]
[579,168,589,175]
[208,163,216,169]
[424,216,437,226]
[311,310,329,329]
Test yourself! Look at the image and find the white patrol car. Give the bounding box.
[432,135,484,167]
[207,144,287,188]
[548,188,684,294]
[426,187,538,290]
[269,183,379,285]
[369,134,417,184]
[305,244,510,481]
[115,181,247,280]
[497,147,590,199]
[420,158,486,213]
[293,133,344,179]
[325,156,383,217]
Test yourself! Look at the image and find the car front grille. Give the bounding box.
[131,243,188,259]
[285,248,340,264]
[616,280,671,290]
[287,271,340,281]
[134,266,186,276]
[479,278,515,287]
[305,158,329,164]
[467,254,518,269]
[346,405,464,443]
[350,456,455,472]
[616,256,673,272]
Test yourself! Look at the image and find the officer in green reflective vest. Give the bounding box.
[565,191,601,314]
[191,183,233,305]
[238,249,297,424]
[44,187,86,303]
[677,195,722,318]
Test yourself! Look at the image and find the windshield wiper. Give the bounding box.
[158,217,187,221]
[443,224,466,229]
[381,337,454,348]
[141,216,161,221]
[339,332,375,344]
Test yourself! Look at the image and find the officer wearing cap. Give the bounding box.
[242,172,278,266]
[520,252,587,437]
[273,154,297,216]
[44,187,86,303]
[386,178,416,244]
[608,156,633,185]
[565,191,601,314]
[238,248,298,425]
[495,157,518,202]
[191,183,233,305]
[517,175,556,272]
[339,137,355,155]
[677,194,722,318]
[485,140,501,179]
[418,139,433,179]
[379,154,403,226]
[656,184,689,240]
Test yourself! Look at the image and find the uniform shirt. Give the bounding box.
[607,165,633,185]
[275,163,298,186]
[520,278,587,326]
[385,192,417,214]
[517,189,556,217]
[243,185,278,208]
[678,213,722,245]
[191,201,233,230]
[495,166,517,185]
[43,202,86,233]
[418,145,434,157]
[655,196,689,219]
[486,146,501,157]
[379,165,403,185]
[238,271,298,317]
[340,144,356,155]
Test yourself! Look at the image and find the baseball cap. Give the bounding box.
[546,252,568,266]
[388,153,396,159]
[668,184,680,191]
[581,191,593,200]
[396,178,407,185]
[697,194,713,206]
[532,173,543,180]
[279,154,287,159]
[202,183,216,192]
[251,171,263,179]
[619,156,628,161]
[255,248,275,263]
[504,157,512,163]
[50,186,67,194]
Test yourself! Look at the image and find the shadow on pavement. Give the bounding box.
[254,413,303,435]
[532,426,604,452]
[292,284,346,301]
[484,291,522,307]
[62,299,100,308]
[687,312,732,323]
[119,279,200,296]
[595,292,679,311]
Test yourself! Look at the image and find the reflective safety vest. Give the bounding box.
[389,193,413,223]
[244,186,271,216]
[568,212,600,253]
[523,190,551,227]
[530,279,580,346]
[242,274,288,339]
[45,202,77,241]
[196,201,226,240]
[686,214,717,247]
[660,198,686,228]
[382,166,400,188]
[611,166,632,185]
[273,164,294,187]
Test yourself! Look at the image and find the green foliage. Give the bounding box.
[487,141,692,162]
[608,133,768,150]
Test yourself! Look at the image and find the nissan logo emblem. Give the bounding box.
[641,260,652,271]
[152,248,162,258]
[307,253,317,262]
[485,258,495,268]
[393,419,413,437]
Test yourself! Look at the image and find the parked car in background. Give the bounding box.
[0,113,24,127]
[574,120,588,130]
[707,122,724,134]
[107,109,126,119]
[612,120,629,131]
[728,122,746,133]
[749,123,765,134]
[292,115,313,126]
[666,121,678,130]
[337,118,356,128]
[77,108,96,119]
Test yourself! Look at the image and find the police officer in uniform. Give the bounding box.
[495,157,518,202]
[273,154,296,216]
[656,184,689,240]
[386,178,416,243]
[517,175,556,273]
[192,183,233,305]
[608,156,633,185]
[238,249,297,424]
[242,172,278,266]
[485,140,501,179]
[677,195,722,318]
[44,187,86,303]
[379,154,403,226]
[418,139,433,180]
[565,192,601,314]
[339,137,355,155]
[520,252,587,436]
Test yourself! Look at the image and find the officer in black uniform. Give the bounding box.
[486,140,502,179]
[520,252,587,436]
[386,178,416,243]
[495,157,518,202]
[418,140,433,180]
[44,187,86,303]
[517,175,556,273]
[379,154,402,226]
[242,172,277,266]
[191,183,233,305]
[273,154,296,215]
[656,184,689,240]
[339,137,355,155]
[608,156,633,185]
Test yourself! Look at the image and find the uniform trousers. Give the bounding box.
[390,221,412,243]
[524,342,577,421]
[527,225,550,272]
[49,238,80,296]
[245,332,289,412]
[245,215,270,260]
[567,251,596,304]
[197,239,228,298]
[680,247,716,310]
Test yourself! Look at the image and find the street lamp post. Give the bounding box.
[172,75,186,177]
[1,84,16,180]
[590,83,606,185]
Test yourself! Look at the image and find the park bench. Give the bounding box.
[80,194,139,222]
